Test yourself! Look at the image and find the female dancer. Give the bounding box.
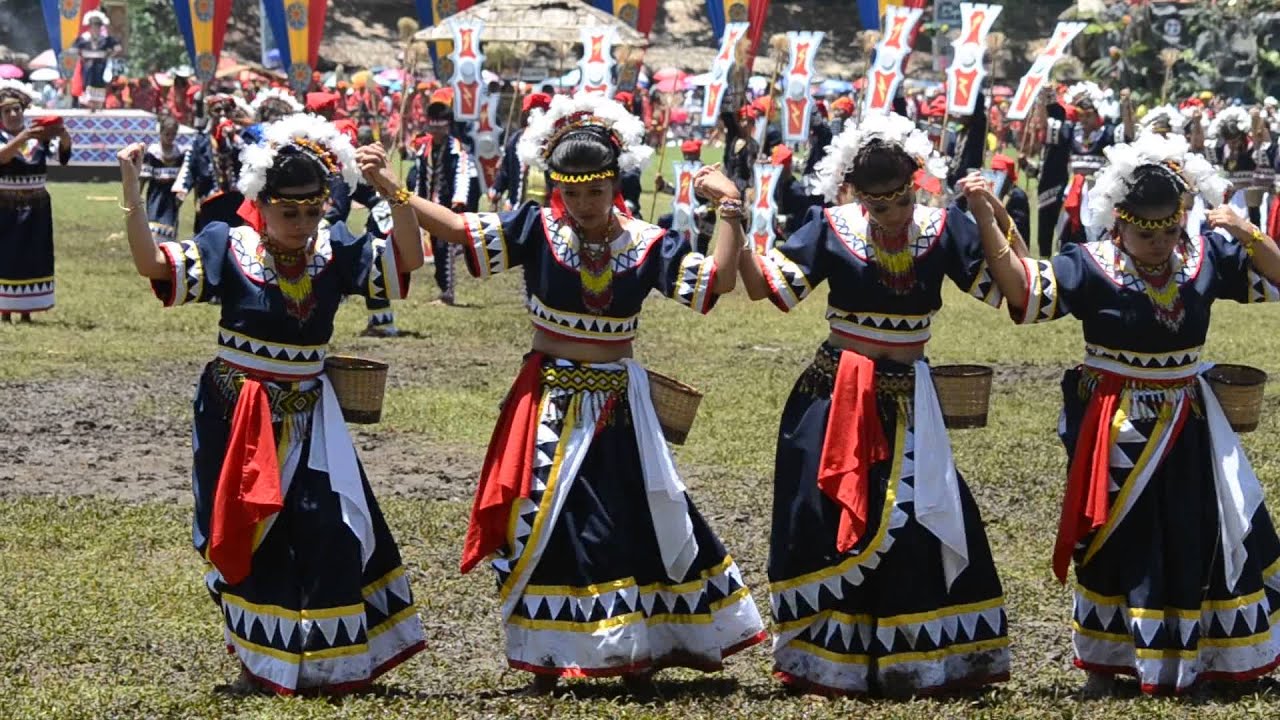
[140,116,184,243]
[967,131,1280,695]
[366,93,766,692]
[116,114,426,695]
[0,79,71,323]
[713,112,1012,697]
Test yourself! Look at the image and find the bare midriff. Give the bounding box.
[532,329,634,364]
[826,332,926,364]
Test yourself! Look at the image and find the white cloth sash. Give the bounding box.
[308,376,376,569]
[1198,368,1264,592]
[912,361,970,590]
[624,360,699,583]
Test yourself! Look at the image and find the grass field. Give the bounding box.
[5,165,1280,719]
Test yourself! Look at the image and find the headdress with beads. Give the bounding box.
[206,93,253,120]
[1084,132,1227,232]
[250,88,303,120]
[1208,106,1251,141]
[1140,104,1186,136]
[0,80,40,109]
[813,111,947,203]
[237,113,358,203]
[1066,81,1106,110]
[516,92,652,183]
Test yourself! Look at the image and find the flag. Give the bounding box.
[415,0,478,77]
[587,0,659,35]
[262,0,328,94]
[708,0,768,57]
[173,0,233,83]
[41,0,99,83]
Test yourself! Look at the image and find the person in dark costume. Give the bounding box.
[723,112,1013,697]
[389,91,766,695]
[410,91,475,306]
[115,114,426,696]
[175,94,254,233]
[140,116,185,244]
[0,80,71,323]
[972,130,1280,696]
[490,92,553,211]
[69,11,121,110]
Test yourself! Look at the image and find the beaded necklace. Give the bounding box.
[575,215,618,315]
[868,220,916,295]
[262,235,316,323]
[1133,255,1184,332]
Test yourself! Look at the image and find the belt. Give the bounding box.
[210,359,321,418]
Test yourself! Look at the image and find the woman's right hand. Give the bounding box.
[118,142,145,195]
[957,173,997,220]
[692,163,739,205]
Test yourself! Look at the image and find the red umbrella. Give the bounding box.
[653,70,690,94]
[0,64,24,79]
[992,85,1014,98]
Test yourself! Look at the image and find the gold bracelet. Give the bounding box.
[384,187,411,207]
[991,242,1012,263]
[119,202,141,214]
[1245,228,1268,257]
[1004,220,1018,247]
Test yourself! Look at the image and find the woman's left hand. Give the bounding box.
[693,163,740,205]
[356,144,398,194]
[1206,205,1256,240]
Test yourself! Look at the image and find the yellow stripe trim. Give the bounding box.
[786,638,870,665]
[0,275,54,284]
[637,556,735,596]
[508,610,642,633]
[879,637,1011,668]
[222,592,363,621]
[877,597,1005,628]
[363,566,406,596]
[773,608,875,635]
[709,586,753,613]
[1077,587,1268,615]
[524,577,636,598]
[367,604,420,640]
[769,414,907,594]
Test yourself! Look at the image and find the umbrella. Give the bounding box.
[30,68,59,83]
[482,69,500,85]
[992,85,1014,98]
[819,79,854,95]
[0,64,23,79]
[351,70,372,89]
[27,49,57,70]
[653,70,689,94]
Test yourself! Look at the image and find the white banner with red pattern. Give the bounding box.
[750,162,782,254]
[1006,21,1087,121]
[863,5,925,116]
[448,19,485,121]
[670,161,703,247]
[782,31,824,143]
[471,91,503,194]
[577,26,618,97]
[701,21,750,127]
[945,3,1002,116]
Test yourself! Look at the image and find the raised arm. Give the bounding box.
[1207,205,1280,287]
[957,174,1029,305]
[365,148,468,244]
[691,163,743,295]
[117,142,169,279]
[354,144,426,272]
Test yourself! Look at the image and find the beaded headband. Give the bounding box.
[517,93,652,176]
[1115,197,1185,231]
[855,181,914,203]
[263,188,331,206]
[548,170,617,184]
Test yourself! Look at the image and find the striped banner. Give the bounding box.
[586,0,659,35]
[262,0,329,94]
[708,0,769,59]
[41,0,99,80]
[173,0,233,82]
[415,0,477,76]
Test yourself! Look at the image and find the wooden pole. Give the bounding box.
[647,108,671,221]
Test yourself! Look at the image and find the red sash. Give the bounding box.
[208,379,284,585]
[460,353,546,573]
[817,351,891,553]
[1053,373,1122,583]
[1061,173,1087,237]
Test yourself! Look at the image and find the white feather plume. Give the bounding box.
[516,92,653,175]
[0,79,40,106]
[1140,104,1186,135]
[1084,133,1228,232]
[1066,81,1106,109]
[237,113,359,201]
[250,88,303,118]
[1208,106,1251,141]
[813,111,945,203]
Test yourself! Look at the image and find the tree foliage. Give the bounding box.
[125,0,187,74]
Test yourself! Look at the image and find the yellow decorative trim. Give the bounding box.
[362,565,405,596]
[229,633,303,664]
[879,637,1010,668]
[769,412,907,593]
[366,604,421,640]
[877,597,1006,628]
[549,170,617,184]
[785,639,871,665]
[508,610,643,633]
[222,592,364,621]
[302,642,371,661]
[636,555,736,596]
[524,577,637,598]
[709,586,754,613]
[1115,198,1185,231]
[264,189,331,206]
[646,612,715,626]
[855,181,913,203]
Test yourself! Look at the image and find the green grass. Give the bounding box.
[6,179,1280,717]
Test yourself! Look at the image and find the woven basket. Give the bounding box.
[647,370,703,445]
[1206,364,1268,433]
[931,365,994,429]
[324,355,390,424]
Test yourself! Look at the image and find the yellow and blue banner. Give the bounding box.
[41,0,98,80]
[262,0,329,94]
[414,0,477,76]
[586,0,658,35]
[172,0,233,82]
[707,0,749,40]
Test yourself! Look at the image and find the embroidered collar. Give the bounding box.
[824,203,945,262]
[1084,233,1203,292]
[230,225,333,285]
[541,207,662,273]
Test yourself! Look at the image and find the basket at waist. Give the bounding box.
[802,342,916,400]
[1082,343,1202,382]
[209,359,322,417]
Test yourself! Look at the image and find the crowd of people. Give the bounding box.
[5,41,1280,702]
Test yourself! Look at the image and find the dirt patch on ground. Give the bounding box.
[0,364,481,503]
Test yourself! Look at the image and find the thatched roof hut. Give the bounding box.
[413,0,649,47]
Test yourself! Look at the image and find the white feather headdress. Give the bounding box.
[0,79,40,107]
[1140,104,1186,135]
[237,113,359,201]
[1066,81,1106,109]
[1083,133,1228,232]
[1208,106,1251,141]
[250,88,303,118]
[516,92,653,175]
[813,111,947,203]
[83,10,109,26]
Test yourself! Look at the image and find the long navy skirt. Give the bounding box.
[191,363,425,694]
[0,190,54,313]
[768,344,1009,697]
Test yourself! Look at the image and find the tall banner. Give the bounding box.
[448,19,484,120]
[701,21,749,127]
[945,3,1002,116]
[782,31,823,143]
[41,0,99,80]
[414,0,478,77]
[708,0,768,59]
[173,0,234,82]
[587,0,659,35]
[863,5,924,116]
[669,161,703,248]
[578,26,618,96]
[262,0,329,94]
[750,162,782,254]
[1006,21,1087,121]
[472,92,503,194]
